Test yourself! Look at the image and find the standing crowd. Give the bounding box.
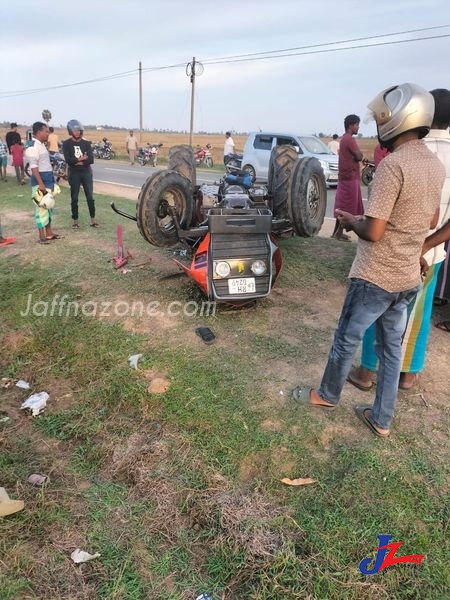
[294,82,450,438]
[2,85,450,436]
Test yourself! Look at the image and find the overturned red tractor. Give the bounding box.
[112,145,327,303]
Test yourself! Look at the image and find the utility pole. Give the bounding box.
[139,61,143,143]
[186,57,203,147]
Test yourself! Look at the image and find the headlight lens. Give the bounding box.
[215,261,231,277]
[251,260,267,275]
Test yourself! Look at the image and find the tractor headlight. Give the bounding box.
[250,260,267,276]
[215,261,231,278]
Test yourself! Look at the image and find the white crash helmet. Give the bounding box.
[366,83,434,142]
[35,189,55,209]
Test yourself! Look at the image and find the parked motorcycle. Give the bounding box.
[25,151,67,182]
[137,143,163,167]
[92,139,116,160]
[361,161,375,186]
[224,152,243,174]
[194,144,214,168]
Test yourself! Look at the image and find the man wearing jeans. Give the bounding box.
[293,83,445,437]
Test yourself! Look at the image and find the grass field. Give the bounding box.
[1,176,448,599]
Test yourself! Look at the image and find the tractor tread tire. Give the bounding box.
[136,170,194,247]
[287,157,327,237]
[268,145,298,219]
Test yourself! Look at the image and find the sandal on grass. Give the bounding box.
[46,234,64,240]
[38,239,50,245]
[354,405,390,438]
[292,386,336,409]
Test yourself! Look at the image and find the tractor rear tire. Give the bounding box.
[287,157,327,237]
[136,170,194,247]
[168,145,196,187]
[268,145,298,220]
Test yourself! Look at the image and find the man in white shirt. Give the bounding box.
[328,134,340,155]
[223,131,235,164]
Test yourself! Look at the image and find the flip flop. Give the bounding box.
[292,386,336,409]
[90,223,100,228]
[0,237,16,247]
[347,369,374,392]
[354,405,390,438]
[435,320,450,333]
[195,326,215,345]
[46,234,64,240]
[37,239,50,245]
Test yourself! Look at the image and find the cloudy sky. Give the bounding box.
[3,0,449,137]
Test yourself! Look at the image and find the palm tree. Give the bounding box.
[42,109,52,124]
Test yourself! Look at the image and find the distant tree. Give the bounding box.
[42,109,52,124]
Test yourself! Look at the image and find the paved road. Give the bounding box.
[92,160,368,219]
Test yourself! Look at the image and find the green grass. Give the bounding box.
[0,181,449,599]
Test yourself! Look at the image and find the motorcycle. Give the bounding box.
[361,160,375,186]
[137,143,163,167]
[25,151,67,182]
[92,139,116,160]
[224,152,243,174]
[194,144,214,168]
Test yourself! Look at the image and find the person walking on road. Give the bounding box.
[62,119,98,228]
[126,130,138,165]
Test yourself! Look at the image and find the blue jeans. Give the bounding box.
[317,278,420,429]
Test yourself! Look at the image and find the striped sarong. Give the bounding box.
[360,262,442,373]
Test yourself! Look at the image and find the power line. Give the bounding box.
[200,23,450,64]
[204,33,450,66]
[1,25,448,99]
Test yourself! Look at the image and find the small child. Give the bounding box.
[0,136,7,182]
[10,142,25,185]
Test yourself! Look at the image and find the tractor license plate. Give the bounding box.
[328,173,338,181]
[228,277,256,294]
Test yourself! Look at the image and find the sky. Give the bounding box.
[3,0,450,137]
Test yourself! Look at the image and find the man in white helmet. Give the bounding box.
[292,83,445,437]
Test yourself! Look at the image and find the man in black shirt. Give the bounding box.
[5,123,21,153]
[62,119,98,228]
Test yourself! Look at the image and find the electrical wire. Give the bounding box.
[1,25,448,99]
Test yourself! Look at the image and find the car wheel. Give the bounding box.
[268,145,298,220]
[287,157,327,237]
[136,170,194,247]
